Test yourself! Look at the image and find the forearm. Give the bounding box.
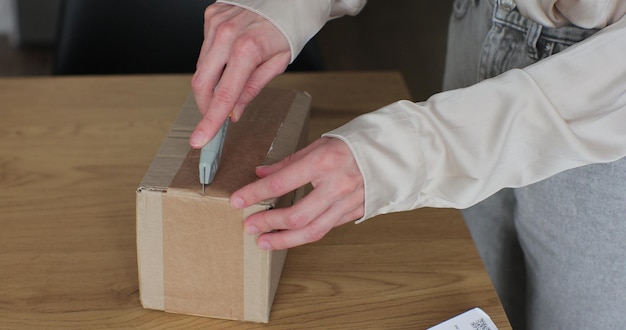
[325,15,626,221]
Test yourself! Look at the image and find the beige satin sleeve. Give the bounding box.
[217,0,366,62]
[515,0,626,28]
[325,15,626,222]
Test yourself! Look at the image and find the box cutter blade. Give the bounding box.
[199,119,229,195]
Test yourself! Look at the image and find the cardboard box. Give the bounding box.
[136,88,311,322]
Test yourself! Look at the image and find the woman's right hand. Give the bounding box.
[190,3,291,149]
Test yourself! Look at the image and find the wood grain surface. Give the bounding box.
[0,72,510,329]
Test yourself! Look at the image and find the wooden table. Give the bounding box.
[0,72,510,329]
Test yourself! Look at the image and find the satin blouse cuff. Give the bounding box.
[217,0,360,62]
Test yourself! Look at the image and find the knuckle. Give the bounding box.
[285,212,307,229]
[266,176,286,195]
[270,236,289,250]
[242,183,266,204]
[200,113,220,127]
[280,153,297,166]
[272,153,296,171]
[190,73,204,92]
[305,224,329,243]
[203,4,220,18]
[213,21,237,42]
[203,7,216,22]
[242,83,263,101]
[204,9,227,32]
[213,86,236,105]
[334,177,355,193]
[311,152,338,173]
[232,37,263,61]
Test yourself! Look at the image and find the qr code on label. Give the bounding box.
[471,318,492,330]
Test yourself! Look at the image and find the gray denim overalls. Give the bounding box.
[443,0,626,329]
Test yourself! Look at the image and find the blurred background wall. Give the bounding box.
[0,0,61,45]
[0,0,453,100]
[0,0,17,40]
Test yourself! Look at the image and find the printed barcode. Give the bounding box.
[471,318,492,330]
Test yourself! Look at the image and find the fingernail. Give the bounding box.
[190,130,205,148]
[245,225,260,235]
[232,106,243,121]
[231,196,245,208]
[255,165,268,175]
[258,241,272,250]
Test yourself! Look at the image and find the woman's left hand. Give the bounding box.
[230,137,365,250]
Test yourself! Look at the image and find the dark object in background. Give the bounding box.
[53,0,323,75]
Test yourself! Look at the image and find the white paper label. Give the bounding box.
[428,307,499,330]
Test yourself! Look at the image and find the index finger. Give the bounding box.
[230,152,313,209]
[190,47,260,148]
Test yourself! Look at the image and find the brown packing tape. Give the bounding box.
[264,91,311,166]
[168,88,297,195]
[162,189,245,319]
[159,194,292,322]
[242,204,277,323]
[138,94,200,190]
[242,191,298,322]
[136,190,164,310]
